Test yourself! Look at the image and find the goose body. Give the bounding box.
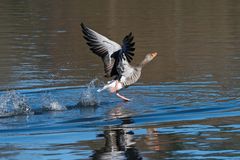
[81,23,157,101]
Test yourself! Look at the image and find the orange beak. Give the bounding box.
[150,52,158,58]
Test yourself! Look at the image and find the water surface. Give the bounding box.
[1,0,240,159]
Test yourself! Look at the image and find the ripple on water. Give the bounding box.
[0,81,240,160]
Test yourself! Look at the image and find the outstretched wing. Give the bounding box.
[81,23,121,58]
[111,32,136,78]
[120,32,135,63]
[115,33,138,83]
[81,23,121,77]
[81,23,136,78]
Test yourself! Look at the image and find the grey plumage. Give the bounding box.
[81,23,135,78]
[81,23,157,91]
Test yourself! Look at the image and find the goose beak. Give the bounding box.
[150,52,158,58]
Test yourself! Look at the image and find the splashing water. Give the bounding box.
[78,79,100,106]
[41,93,66,111]
[0,91,31,117]
[0,79,102,117]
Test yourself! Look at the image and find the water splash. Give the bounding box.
[0,91,32,117]
[78,79,100,106]
[41,93,66,111]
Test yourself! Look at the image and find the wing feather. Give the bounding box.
[81,23,136,79]
[81,23,121,58]
[119,32,135,63]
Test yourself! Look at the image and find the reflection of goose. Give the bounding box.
[91,105,142,160]
[81,23,158,101]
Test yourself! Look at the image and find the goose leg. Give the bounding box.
[116,92,130,101]
[112,80,130,101]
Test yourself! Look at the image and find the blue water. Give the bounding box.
[1,0,240,159]
[1,80,240,159]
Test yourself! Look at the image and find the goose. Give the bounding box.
[81,23,157,101]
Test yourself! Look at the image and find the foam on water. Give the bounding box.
[0,91,32,117]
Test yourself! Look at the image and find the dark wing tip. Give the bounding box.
[80,22,85,29]
[121,32,135,63]
[129,32,132,37]
[81,23,90,36]
[81,23,93,37]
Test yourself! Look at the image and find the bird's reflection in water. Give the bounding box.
[145,128,162,151]
[91,104,142,160]
[64,103,181,159]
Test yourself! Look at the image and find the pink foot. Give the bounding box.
[116,92,131,102]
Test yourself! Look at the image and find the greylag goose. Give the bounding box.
[81,23,157,101]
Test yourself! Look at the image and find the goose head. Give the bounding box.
[145,52,158,61]
[140,52,158,67]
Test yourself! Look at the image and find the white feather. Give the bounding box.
[97,80,123,92]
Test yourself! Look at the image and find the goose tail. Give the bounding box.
[97,86,107,92]
[97,80,123,92]
[97,80,115,92]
